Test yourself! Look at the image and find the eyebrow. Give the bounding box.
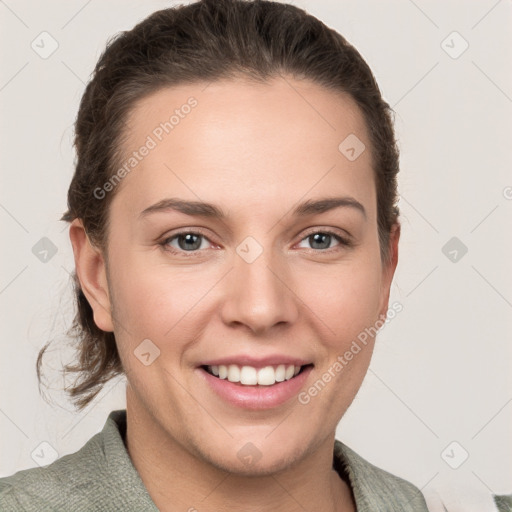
[139,196,366,220]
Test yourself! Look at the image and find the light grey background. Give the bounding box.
[1,0,511,508]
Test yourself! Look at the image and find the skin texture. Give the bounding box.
[69,76,399,512]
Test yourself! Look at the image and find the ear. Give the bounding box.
[378,222,400,319]
[69,219,114,332]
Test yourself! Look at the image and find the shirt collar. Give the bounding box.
[103,409,429,511]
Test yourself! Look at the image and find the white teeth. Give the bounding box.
[257,366,275,386]
[275,364,286,382]
[227,364,240,383]
[209,364,303,386]
[240,366,258,385]
[218,365,228,379]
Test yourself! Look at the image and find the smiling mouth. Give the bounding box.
[201,364,313,386]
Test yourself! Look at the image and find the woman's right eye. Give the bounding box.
[161,231,212,255]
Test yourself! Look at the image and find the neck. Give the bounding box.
[124,388,355,512]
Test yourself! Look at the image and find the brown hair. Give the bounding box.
[37,0,400,411]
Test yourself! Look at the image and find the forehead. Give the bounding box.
[112,76,375,219]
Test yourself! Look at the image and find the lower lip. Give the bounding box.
[197,366,313,410]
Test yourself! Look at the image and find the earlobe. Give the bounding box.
[68,219,114,332]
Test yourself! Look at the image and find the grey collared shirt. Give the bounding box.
[0,409,434,511]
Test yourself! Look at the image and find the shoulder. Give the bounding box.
[494,494,512,512]
[334,440,430,511]
[0,428,107,511]
[0,410,157,512]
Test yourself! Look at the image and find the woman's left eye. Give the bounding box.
[297,231,350,251]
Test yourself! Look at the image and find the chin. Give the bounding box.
[191,435,312,477]
[209,449,305,477]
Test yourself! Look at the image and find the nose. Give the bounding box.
[220,244,299,335]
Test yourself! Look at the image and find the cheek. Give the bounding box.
[108,253,220,343]
[295,255,384,346]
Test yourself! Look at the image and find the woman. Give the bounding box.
[0,0,491,510]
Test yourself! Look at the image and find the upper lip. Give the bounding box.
[199,355,313,369]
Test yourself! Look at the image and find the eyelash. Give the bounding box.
[159,228,352,257]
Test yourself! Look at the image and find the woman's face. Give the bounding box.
[82,76,398,474]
